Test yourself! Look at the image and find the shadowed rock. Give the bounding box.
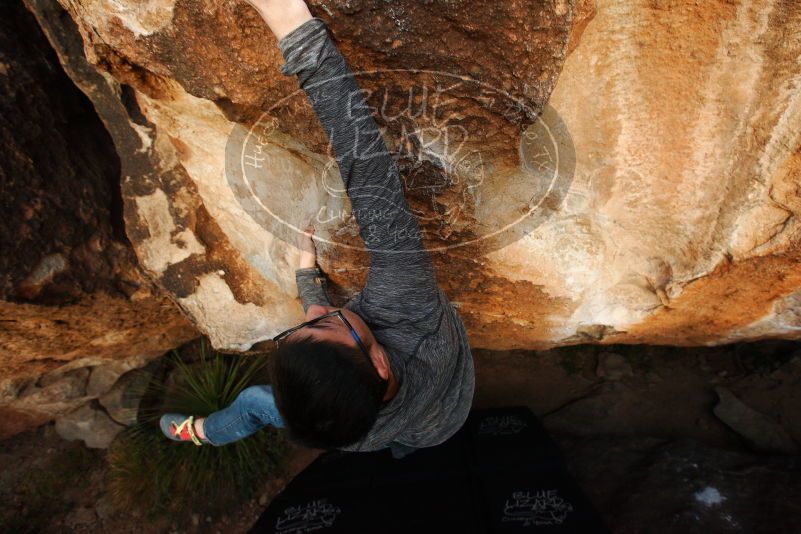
[713,386,798,455]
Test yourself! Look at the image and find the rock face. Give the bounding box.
[54,403,125,449]
[563,436,801,533]
[713,386,798,455]
[22,0,801,352]
[0,0,197,439]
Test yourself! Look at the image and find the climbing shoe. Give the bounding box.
[159,413,210,446]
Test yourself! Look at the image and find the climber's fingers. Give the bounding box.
[300,216,314,236]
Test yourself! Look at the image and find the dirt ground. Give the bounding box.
[1,340,799,532]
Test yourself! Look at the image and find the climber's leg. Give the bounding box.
[200,384,285,446]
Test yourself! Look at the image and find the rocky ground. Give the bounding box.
[1,340,800,533]
[0,425,319,534]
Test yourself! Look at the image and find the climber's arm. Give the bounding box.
[295,267,331,312]
[276,17,428,257]
[244,0,314,41]
[293,220,331,312]
[273,15,439,304]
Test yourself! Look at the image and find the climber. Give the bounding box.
[160,0,475,460]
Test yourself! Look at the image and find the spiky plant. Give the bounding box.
[107,339,287,519]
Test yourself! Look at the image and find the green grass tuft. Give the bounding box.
[107,339,287,519]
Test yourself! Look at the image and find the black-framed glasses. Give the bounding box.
[273,309,371,362]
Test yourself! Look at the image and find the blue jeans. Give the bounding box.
[202,385,285,446]
[202,384,405,456]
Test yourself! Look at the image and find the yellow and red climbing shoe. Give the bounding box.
[159,413,209,446]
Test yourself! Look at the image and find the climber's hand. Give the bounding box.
[297,218,317,269]
[244,0,313,41]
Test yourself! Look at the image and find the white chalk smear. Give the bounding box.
[694,486,726,507]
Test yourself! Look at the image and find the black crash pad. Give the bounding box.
[249,407,609,533]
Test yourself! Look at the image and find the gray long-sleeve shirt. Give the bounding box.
[279,17,475,457]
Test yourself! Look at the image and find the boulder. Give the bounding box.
[25,368,90,402]
[99,370,153,426]
[713,386,798,455]
[0,0,197,439]
[17,0,801,351]
[54,403,125,449]
[86,359,146,397]
[1,351,166,438]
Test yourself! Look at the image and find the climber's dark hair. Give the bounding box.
[268,335,388,449]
